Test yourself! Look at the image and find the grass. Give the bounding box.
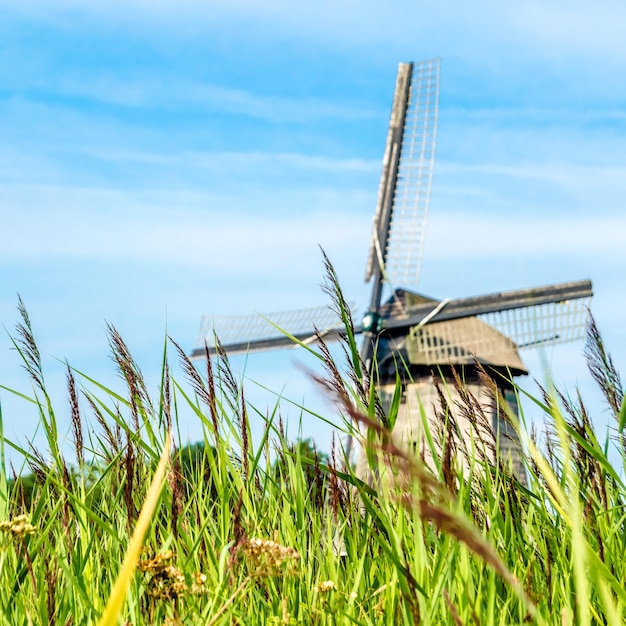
[0,272,624,625]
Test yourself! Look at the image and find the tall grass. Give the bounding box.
[0,272,624,625]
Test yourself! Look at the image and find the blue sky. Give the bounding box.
[1,1,625,462]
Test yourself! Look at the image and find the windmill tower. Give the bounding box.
[191,60,593,481]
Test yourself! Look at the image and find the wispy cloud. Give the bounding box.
[425,210,625,260]
[0,190,371,269]
[6,0,626,69]
[0,73,379,126]
[48,75,381,124]
[79,149,379,178]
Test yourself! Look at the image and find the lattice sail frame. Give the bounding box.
[196,305,353,354]
[407,297,591,365]
[365,58,440,288]
[480,297,592,349]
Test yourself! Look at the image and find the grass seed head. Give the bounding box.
[0,514,36,539]
[243,538,300,576]
[317,580,335,593]
[138,551,188,601]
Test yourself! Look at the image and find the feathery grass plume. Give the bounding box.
[84,392,121,459]
[528,422,544,482]
[59,457,74,547]
[276,412,284,441]
[14,296,44,393]
[169,336,213,414]
[107,323,152,433]
[272,418,286,479]
[558,388,608,507]
[426,375,458,491]
[240,388,249,483]
[45,561,58,624]
[431,374,470,479]
[227,492,246,576]
[26,442,49,488]
[314,329,351,409]
[474,365,528,485]
[543,427,560,477]
[9,463,27,511]
[535,382,565,476]
[319,248,358,366]
[476,361,500,400]
[168,447,183,538]
[320,248,386,425]
[162,361,172,433]
[14,300,64,466]
[584,314,623,420]
[440,411,458,494]
[214,335,239,413]
[204,340,220,438]
[124,428,137,525]
[66,364,84,467]
[450,366,495,458]
[475,365,517,460]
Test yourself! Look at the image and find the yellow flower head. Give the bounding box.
[0,514,36,539]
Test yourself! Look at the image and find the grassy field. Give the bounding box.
[0,279,625,625]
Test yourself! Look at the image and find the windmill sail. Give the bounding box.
[480,296,591,349]
[191,280,592,360]
[365,59,440,291]
[381,280,591,329]
[405,298,591,370]
[190,305,355,358]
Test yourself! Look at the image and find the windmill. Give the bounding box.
[190,59,593,481]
